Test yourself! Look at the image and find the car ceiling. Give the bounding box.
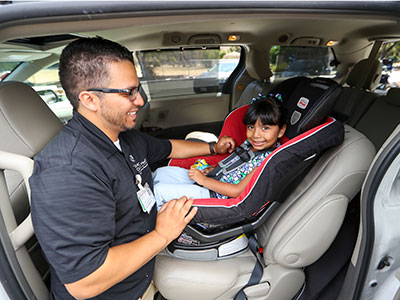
[0,1,400,65]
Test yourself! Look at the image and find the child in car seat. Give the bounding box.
[153,96,287,210]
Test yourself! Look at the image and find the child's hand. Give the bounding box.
[200,166,215,175]
[188,167,206,185]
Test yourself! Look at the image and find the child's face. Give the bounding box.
[246,118,286,151]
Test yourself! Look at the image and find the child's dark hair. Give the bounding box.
[243,98,287,128]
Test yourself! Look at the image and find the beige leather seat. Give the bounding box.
[233,48,273,108]
[154,125,376,300]
[0,81,63,300]
[333,58,382,126]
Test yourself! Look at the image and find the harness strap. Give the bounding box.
[234,235,264,300]
[208,141,274,181]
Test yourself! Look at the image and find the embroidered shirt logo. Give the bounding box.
[132,158,149,174]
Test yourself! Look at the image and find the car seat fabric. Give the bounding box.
[270,76,341,138]
[169,104,249,169]
[191,117,344,226]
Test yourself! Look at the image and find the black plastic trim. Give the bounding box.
[185,201,279,243]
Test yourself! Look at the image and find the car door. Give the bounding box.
[338,124,400,300]
[135,46,242,139]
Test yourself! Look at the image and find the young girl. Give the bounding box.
[153,96,287,210]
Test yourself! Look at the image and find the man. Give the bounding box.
[30,37,235,300]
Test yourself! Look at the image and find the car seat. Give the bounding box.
[165,76,343,254]
[0,81,63,299]
[154,82,376,300]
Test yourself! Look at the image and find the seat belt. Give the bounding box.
[234,235,264,300]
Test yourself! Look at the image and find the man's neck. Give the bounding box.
[77,109,119,142]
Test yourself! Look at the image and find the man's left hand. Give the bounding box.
[215,135,235,154]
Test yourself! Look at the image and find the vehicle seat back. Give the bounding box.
[233,49,273,108]
[332,59,382,126]
[355,87,400,151]
[0,81,63,299]
[258,125,376,268]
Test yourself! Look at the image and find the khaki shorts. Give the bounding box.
[138,281,157,300]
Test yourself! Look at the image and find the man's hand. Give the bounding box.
[188,167,207,185]
[215,135,235,154]
[155,197,197,245]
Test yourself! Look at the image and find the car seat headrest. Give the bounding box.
[346,59,382,90]
[386,88,400,106]
[0,81,63,157]
[270,77,341,139]
[246,49,273,81]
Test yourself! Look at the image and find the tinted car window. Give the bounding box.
[26,63,72,124]
[136,46,240,99]
[270,46,337,79]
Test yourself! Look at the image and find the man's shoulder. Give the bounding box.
[35,126,90,168]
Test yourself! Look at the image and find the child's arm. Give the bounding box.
[188,168,256,198]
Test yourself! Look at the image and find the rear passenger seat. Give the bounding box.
[355,87,400,150]
[332,58,382,126]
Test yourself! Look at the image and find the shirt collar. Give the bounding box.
[67,110,120,157]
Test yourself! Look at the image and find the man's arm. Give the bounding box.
[65,197,197,300]
[168,135,235,159]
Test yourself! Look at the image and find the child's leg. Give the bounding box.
[154,183,210,211]
[153,166,194,185]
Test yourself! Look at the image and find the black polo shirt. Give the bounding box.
[30,111,171,300]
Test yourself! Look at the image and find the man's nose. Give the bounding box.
[134,92,145,107]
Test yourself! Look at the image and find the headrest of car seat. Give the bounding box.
[271,77,341,139]
[346,59,382,91]
[0,81,63,157]
[246,48,273,81]
[386,88,400,106]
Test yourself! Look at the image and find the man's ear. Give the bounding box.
[278,124,287,138]
[78,91,99,112]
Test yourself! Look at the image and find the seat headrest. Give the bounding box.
[346,59,382,90]
[246,49,273,81]
[385,88,400,106]
[270,77,341,139]
[0,81,63,157]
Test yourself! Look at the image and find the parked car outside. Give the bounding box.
[193,59,239,93]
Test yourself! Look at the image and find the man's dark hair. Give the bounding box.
[59,37,134,109]
[243,98,287,128]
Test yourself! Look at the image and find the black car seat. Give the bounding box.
[154,81,376,300]
[0,81,63,299]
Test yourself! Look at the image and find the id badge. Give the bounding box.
[137,182,156,213]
